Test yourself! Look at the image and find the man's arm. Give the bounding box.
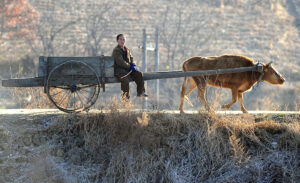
[112,49,131,69]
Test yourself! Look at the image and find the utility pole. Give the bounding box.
[142,29,147,109]
[142,28,160,109]
[142,29,147,73]
[154,28,159,107]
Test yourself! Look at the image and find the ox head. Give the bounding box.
[263,62,285,84]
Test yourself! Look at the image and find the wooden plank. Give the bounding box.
[38,56,47,77]
[47,57,101,74]
[103,65,260,83]
[2,65,261,87]
[47,75,100,86]
[38,56,115,77]
[105,77,120,83]
[103,66,258,83]
[2,76,101,87]
[142,65,260,81]
[2,77,44,87]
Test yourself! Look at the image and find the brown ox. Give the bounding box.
[179,55,285,113]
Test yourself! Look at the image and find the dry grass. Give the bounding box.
[41,103,300,183]
[9,87,53,109]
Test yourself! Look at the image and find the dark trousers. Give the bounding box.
[117,71,145,99]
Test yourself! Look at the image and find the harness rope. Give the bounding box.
[120,70,132,79]
[253,63,264,90]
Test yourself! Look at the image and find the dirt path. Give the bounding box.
[0,110,66,183]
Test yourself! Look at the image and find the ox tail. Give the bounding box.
[184,95,193,107]
[182,62,187,72]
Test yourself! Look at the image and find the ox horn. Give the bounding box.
[266,61,273,67]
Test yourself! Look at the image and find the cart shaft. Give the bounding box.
[1,65,262,87]
[142,65,261,81]
[2,77,44,87]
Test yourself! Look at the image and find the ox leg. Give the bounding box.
[194,77,210,112]
[179,77,196,113]
[179,77,187,113]
[238,92,248,113]
[222,88,238,110]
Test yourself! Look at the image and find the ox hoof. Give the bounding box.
[208,109,215,115]
[221,105,230,109]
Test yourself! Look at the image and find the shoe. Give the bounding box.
[137,93,148,97]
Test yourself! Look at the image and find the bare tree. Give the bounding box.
[26,0,80,56]
[82,1,119,56]
[158,1,210,70]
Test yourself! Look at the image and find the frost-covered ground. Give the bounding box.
[0,109,300,183]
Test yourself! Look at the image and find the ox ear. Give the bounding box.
[266,61,273,67]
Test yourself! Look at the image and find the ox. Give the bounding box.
[179,55,285,113]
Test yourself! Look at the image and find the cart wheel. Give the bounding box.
[46,60,101,113]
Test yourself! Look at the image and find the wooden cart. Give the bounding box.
[1,56,263,113]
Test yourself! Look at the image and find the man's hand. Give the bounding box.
[130,64,139,72]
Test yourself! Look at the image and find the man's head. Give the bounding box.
[116,34,126,48]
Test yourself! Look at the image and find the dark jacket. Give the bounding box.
[112,45,136,75]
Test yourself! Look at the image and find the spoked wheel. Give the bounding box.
[46,60,101,113]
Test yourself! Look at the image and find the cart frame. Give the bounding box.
[1,56,264,113]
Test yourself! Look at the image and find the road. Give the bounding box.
[0,109,299,115]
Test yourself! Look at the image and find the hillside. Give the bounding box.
[0,0,299,110]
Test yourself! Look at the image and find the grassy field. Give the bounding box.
[1,104,299,182]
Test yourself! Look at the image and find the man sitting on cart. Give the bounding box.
[112,34,148,100]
